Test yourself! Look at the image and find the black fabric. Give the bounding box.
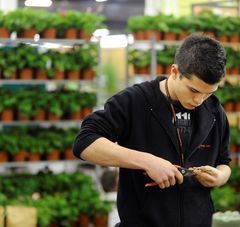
[73,76,231,227]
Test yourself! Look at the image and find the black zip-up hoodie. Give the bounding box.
[73,77,231,227]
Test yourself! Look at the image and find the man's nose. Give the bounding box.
[193,94,205,106]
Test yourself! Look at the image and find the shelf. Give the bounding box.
[0,120,82,128]
[0,38,90,48]
[0,159,85,174]
[0,79,95,85]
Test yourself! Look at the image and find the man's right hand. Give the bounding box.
[144,155,183,189]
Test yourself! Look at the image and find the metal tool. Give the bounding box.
[144,165,196,187]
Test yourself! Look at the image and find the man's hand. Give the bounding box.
[193,164,231,187]
[144,156,183,189]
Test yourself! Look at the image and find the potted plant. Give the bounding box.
[127,16,150,40]
[128,49,151,75]
[65,49,82,80]
[0,134,9,162]
[57,10,83,39]
[15,88,35,121]
[47,91,64,120]
[27,137,45,161]
[1,46,18,79]
[81,12,106,40]
[4,8,40,38]
[62,128,78,160]
[0,134,19,162]
[15,44,39,79]
[32,89,49,121]
[80,92,97,117]
[48,50,67,80]
[0,10,9,38]
[92,198,112,227]
[0,87,16,121]
[80,43,98,80]
[39,11,60,39]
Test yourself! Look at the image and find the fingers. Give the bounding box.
[158,180,171,189]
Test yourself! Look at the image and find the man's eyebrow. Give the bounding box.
[189,86,216,94]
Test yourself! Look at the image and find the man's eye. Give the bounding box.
[190,89,198,93]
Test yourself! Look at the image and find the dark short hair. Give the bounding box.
[174,33,226,84]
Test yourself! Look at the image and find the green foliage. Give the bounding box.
[0,171,112,226]
[211,185,240,211]
[128,50,151,67]
[215,82,240,104]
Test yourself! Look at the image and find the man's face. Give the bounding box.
[173,74,219,110]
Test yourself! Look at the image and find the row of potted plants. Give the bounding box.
[0,87,96,121]
[127,10,240,42]
[0,42,98,80]
[0,9,106,39]
[229,126,240,166]
[128,47,240,76]
[0,171,112,227]
[128,47,176,75]
[0,126,79,162]
[215,82,240,112]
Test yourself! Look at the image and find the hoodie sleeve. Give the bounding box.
[72,86,141,158]
[216,106,232,165]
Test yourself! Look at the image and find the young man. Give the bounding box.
[73,34,231,227]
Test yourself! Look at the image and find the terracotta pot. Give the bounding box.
[82,68,94,80]
[64,28,78,39]
[0,151,8,162]
[228,35,239,43]
[47,113,61,121]
[223,101,235,112]
[66,70,80,80]
[235,102,240,112]
[64,148,75,160]
[216,35,228,43]
[145,30,161,40]
[47,150,60,161]
[35,70,48,80]
[156,64,164,75]
[178,31,190,41]
[19,68,33,80]
[132,30,146,40]
[19,28,37,38]
[163,32,176,41]
[17,112,30,121]
[28,153,41,162]
[81,107,92,118]
[93,214,108,227]
[0,27,9,38]
[12,151,26,162]
[79,214,90,227]
[41,28,57,39]
[54,70,65,80]
[80,30,92,40]
[69,110,82,120]
[1,109,14,121]
[32,109,46,121]
[230,68,239,75]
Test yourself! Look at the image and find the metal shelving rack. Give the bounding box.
[0,37,99,173]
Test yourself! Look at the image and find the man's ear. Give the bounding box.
[171,64,179,80]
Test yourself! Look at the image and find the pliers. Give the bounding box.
[145,165,196,187]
